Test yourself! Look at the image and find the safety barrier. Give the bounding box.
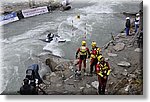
[22,6,49,18]
[0,5,56,26]
[0,12,19,26]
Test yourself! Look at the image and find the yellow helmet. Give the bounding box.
[91,41,96,48]
[97,55,104,62]
[82,40,86,46]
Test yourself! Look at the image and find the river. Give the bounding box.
[0,0,141,94]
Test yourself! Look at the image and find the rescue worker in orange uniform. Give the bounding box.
[76,40,90,74]
[96,55,110,95]
[90,41,101,76]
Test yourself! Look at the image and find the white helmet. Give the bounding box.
[126,17,130,20]
[136,13,140,16]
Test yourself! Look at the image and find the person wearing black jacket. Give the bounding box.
[125,17,131,36]
[20,78,38,95]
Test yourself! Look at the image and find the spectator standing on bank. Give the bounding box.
[125,17,131,36]
[135,13,140,33]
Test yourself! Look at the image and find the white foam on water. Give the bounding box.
[43,40,64,57]
[1,22,58,44]
[77,0,118,14]
[58,15,92,41]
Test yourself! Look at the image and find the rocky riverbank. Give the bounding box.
[33,14,143,95]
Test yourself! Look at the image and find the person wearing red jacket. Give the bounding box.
[96,55,111,95]
[90,41,101,76]
[76,40,90,74]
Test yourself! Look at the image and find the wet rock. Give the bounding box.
[113,43,125,51]
[129,74,136,78]
[40,63,51,78]
[117,61,131,67]
[134,48,142,52]
[124,85,130,92]
[50,72,56,77]
[91,81,99,90]
[127,45,133,48]
[45,58,57,72]
[122,71,128,76]
[65,84,76,92]
[110,82,114,85]
[105,58,109,61]
[44,75,51,81]
[79,87,84,90]
[74,59,79,65]
[111,73,117,78]
[56,84,62,87]
[117,33,126,38]
[69,66,73,69]
[50,77,59,83]
[135,69,141,75]
[114,70,119,75]
[39,84,47,90]
[107,53,118,57]
[55,64,64,71]
[86,84,91,88]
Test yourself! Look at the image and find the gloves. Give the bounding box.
[88,55,90,59]
[76,54,78,59]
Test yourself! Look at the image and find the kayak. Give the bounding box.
[39,38,53,43]
[39,38,66,43]
[61,5,71,11]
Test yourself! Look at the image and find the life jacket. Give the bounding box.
[96,62,110,77]
[79,46,87,56]
[99,62,109,74]
[90,47,101,59]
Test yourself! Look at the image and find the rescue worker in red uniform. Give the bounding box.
[76,40,90,74]
[90,41,101,76]
[96,55,110,95]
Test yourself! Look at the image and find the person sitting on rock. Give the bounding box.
[96,55,111,95]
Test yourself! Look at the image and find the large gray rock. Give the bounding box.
[134,48,142,52]
[91,81,99,90]
[117,33,126,38]
[124,85,130,92]
[122,69,128,76]
[113,43,125,51]
[50,72,56,77]
[86,84,91,88]
[105,58,109,61]
[117,61,131,67]
[107,53,118,57]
